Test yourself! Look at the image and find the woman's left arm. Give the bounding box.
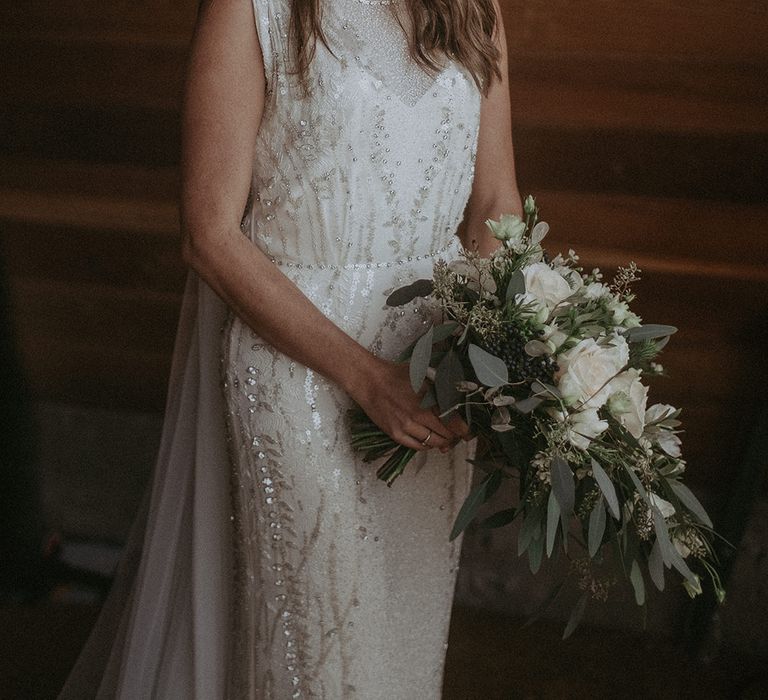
[459,0,522,256]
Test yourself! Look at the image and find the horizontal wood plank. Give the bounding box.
[501,1,768,61]
[2,104,766,201]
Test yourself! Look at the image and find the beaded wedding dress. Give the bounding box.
[60,0,481,697]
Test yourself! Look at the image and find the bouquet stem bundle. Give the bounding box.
[348,196,727,635]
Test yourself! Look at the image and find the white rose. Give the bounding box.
[554,335,630,409]
[522,262,574,313]
[606,368,648,438]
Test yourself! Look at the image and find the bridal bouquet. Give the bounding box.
[348,196,725,635]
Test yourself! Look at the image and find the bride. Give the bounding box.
[60,0,521,696]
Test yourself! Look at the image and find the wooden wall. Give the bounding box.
[1,1,766,504]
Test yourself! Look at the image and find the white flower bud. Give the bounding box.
[523,195,536,216]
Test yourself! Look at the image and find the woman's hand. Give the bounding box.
[351,358,472,453]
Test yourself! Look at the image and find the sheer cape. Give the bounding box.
[59,272,234,699]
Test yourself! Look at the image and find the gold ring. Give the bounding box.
[421,429,433,446]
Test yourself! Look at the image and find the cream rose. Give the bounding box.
[522,262,573,313]
[554,335,630,409]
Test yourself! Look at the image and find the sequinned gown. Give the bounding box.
[219,0,481,697]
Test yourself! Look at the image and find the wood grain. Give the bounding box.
[0,0,766,499]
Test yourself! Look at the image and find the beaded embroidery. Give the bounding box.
[220,0,481,696]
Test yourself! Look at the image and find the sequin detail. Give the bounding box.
[220,0,480,696]
[268,239,456,270]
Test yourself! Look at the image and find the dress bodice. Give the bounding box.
[244,0,482,271]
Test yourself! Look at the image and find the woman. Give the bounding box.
[60,0,521,696]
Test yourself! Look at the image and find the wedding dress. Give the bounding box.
[60,0,481,697]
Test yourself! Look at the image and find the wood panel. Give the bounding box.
[0,0,766,504]
[0,2,196,39]
[1,35,188,111]
[501,1,768,60]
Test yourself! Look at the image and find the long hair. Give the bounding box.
[289,0,502,95]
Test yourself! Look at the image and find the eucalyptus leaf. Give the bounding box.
[624,465,650,504]
[546,491,560,557]
[624,324,678,342]
[562,593,589,640]
[650,508,674,568]
[648,538,665,591]
[432,321,459,343]
[528,532,545,574]
[531,380,561,398]
[588,499,606,558]
[468,343,509,387]
[386,279,434,307]
[518,509,542,556]
[591,459,620,519]
[512,396,544,414]
[629,559,646,606]
[395,337,418,363]
[492,395,517,406]
[505,269,525,302]
[668,480,713,528]
[449,470,502,541]
[419,387,438,409]
[651,508,697,584]
[550,455,575,525]
[457,322,470,346]
[434,347,464,415]
[409,326,434,393]
[481,507,517,529]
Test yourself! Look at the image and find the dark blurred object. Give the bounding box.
[0,254,46,602]
[689,401,768,645]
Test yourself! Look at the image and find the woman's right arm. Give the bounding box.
[179,0,466,452]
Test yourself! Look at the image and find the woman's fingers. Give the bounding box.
[396,411,474,453]
[404,418,452,450]
[395,431,431,452]
[442,411,473,441]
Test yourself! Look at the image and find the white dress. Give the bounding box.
[59,0,481,697]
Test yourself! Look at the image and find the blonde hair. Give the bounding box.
[289,0,502,95]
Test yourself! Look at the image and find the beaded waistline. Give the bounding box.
[267,240,457,271]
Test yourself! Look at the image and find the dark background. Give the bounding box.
[0,0,766,697]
